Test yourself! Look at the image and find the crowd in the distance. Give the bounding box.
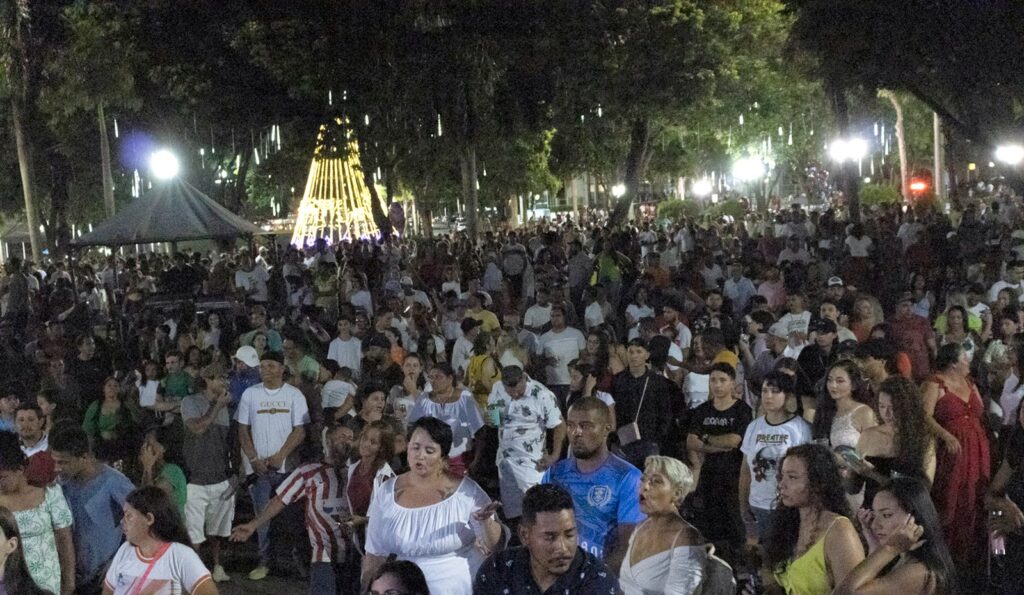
[0,187,1024,594]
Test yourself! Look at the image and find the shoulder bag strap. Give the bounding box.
[128,542,172,595]
[634,373,651,423]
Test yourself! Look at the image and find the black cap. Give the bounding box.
[461,317,483,333]
[810,318,838,334]
[362,333,391,351]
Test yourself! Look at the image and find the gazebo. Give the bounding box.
[71,178,264,248]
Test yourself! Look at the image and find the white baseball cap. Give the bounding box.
[233,345,260,368]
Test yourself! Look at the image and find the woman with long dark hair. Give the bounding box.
[837,477,957,594]
[0,505,53,594]
[922,343,991,566]
[812,360,877,447]
[103,486,218,594]
[763,444,864,593]
[939,305,982,363]
[82,376,141,467]
[853,376,935,508]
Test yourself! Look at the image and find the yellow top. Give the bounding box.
[774,516,846,595]
[466,353,500,411]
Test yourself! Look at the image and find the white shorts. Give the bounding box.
[185,481,236,544]
[498,459,543,519]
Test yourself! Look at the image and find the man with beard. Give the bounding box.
[542,397,643,574]
[474,484,620,593]
[231,423,356,594]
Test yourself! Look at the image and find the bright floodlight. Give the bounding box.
[995,144,1024,166]
[829,138,868,162]
[733,157,765,181]
[611,183,626,198]
[692,179,713,197]
[150,149,180,180]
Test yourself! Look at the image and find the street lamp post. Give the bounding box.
[829,137,869,222]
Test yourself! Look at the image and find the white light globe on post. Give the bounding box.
[611,183,626,198]
[995,144,1024,166]
[692,179,713,197]
[829,138,868,162]
[733,157,765,182]
[149,149,180,180]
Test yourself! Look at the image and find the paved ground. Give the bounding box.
[217,573,306,594]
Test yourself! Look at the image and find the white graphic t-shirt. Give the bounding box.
[740,415,812,509]
[104,542,211,594]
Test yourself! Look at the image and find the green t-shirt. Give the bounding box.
[161,371,194,400]
[159,463,188,514]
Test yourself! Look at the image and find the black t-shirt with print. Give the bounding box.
[688,398,753,491]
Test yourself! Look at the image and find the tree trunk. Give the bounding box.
[364,168,391,237]
[612,118,650,225]
[47,148,72,257]
[98,102,115,217]
[11,98,42,261]
[828,81,860,223]
[879,90,909,200]
[460,146,479,241]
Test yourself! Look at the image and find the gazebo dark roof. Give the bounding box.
[71,179,264,247]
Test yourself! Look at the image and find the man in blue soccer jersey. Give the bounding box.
[542,396,644,574]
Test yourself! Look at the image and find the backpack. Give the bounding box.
[700,544,736,595]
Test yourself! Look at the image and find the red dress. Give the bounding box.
[930,376,991,563]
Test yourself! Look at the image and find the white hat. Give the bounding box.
[400,275,414,286]
[768,322,789,339]
[233,345,259,368]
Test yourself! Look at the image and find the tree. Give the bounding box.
[542,0,794,223]
[42,1,138,218]
[0,0,44,260]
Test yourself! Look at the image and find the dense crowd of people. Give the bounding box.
[1,189,1024,593]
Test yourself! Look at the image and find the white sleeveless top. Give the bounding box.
[830,404,869,449]
[619,521,706,595]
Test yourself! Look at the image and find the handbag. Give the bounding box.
[616,374,650,446]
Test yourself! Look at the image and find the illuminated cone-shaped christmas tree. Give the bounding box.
[291,120,382,246]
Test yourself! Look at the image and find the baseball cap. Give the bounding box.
[896,291,914,304]
[461,317,484,333]
[233,346,259,367]
[810,318,838,334]
[768,322,789,339]
[362,333,391,351]
[400,275,414,286]
[827,276,844,287]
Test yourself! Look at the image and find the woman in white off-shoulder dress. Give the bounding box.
[362,416,505,595]
[620,455,708,595]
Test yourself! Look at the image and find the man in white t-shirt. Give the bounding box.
[234,253,270,303]
[236,351,310,581]
[327,316,362,379]
[659,300,693,358]
[538,305,586,402]
[523,287,553,334]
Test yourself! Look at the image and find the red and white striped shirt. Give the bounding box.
[277,463,349,562]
